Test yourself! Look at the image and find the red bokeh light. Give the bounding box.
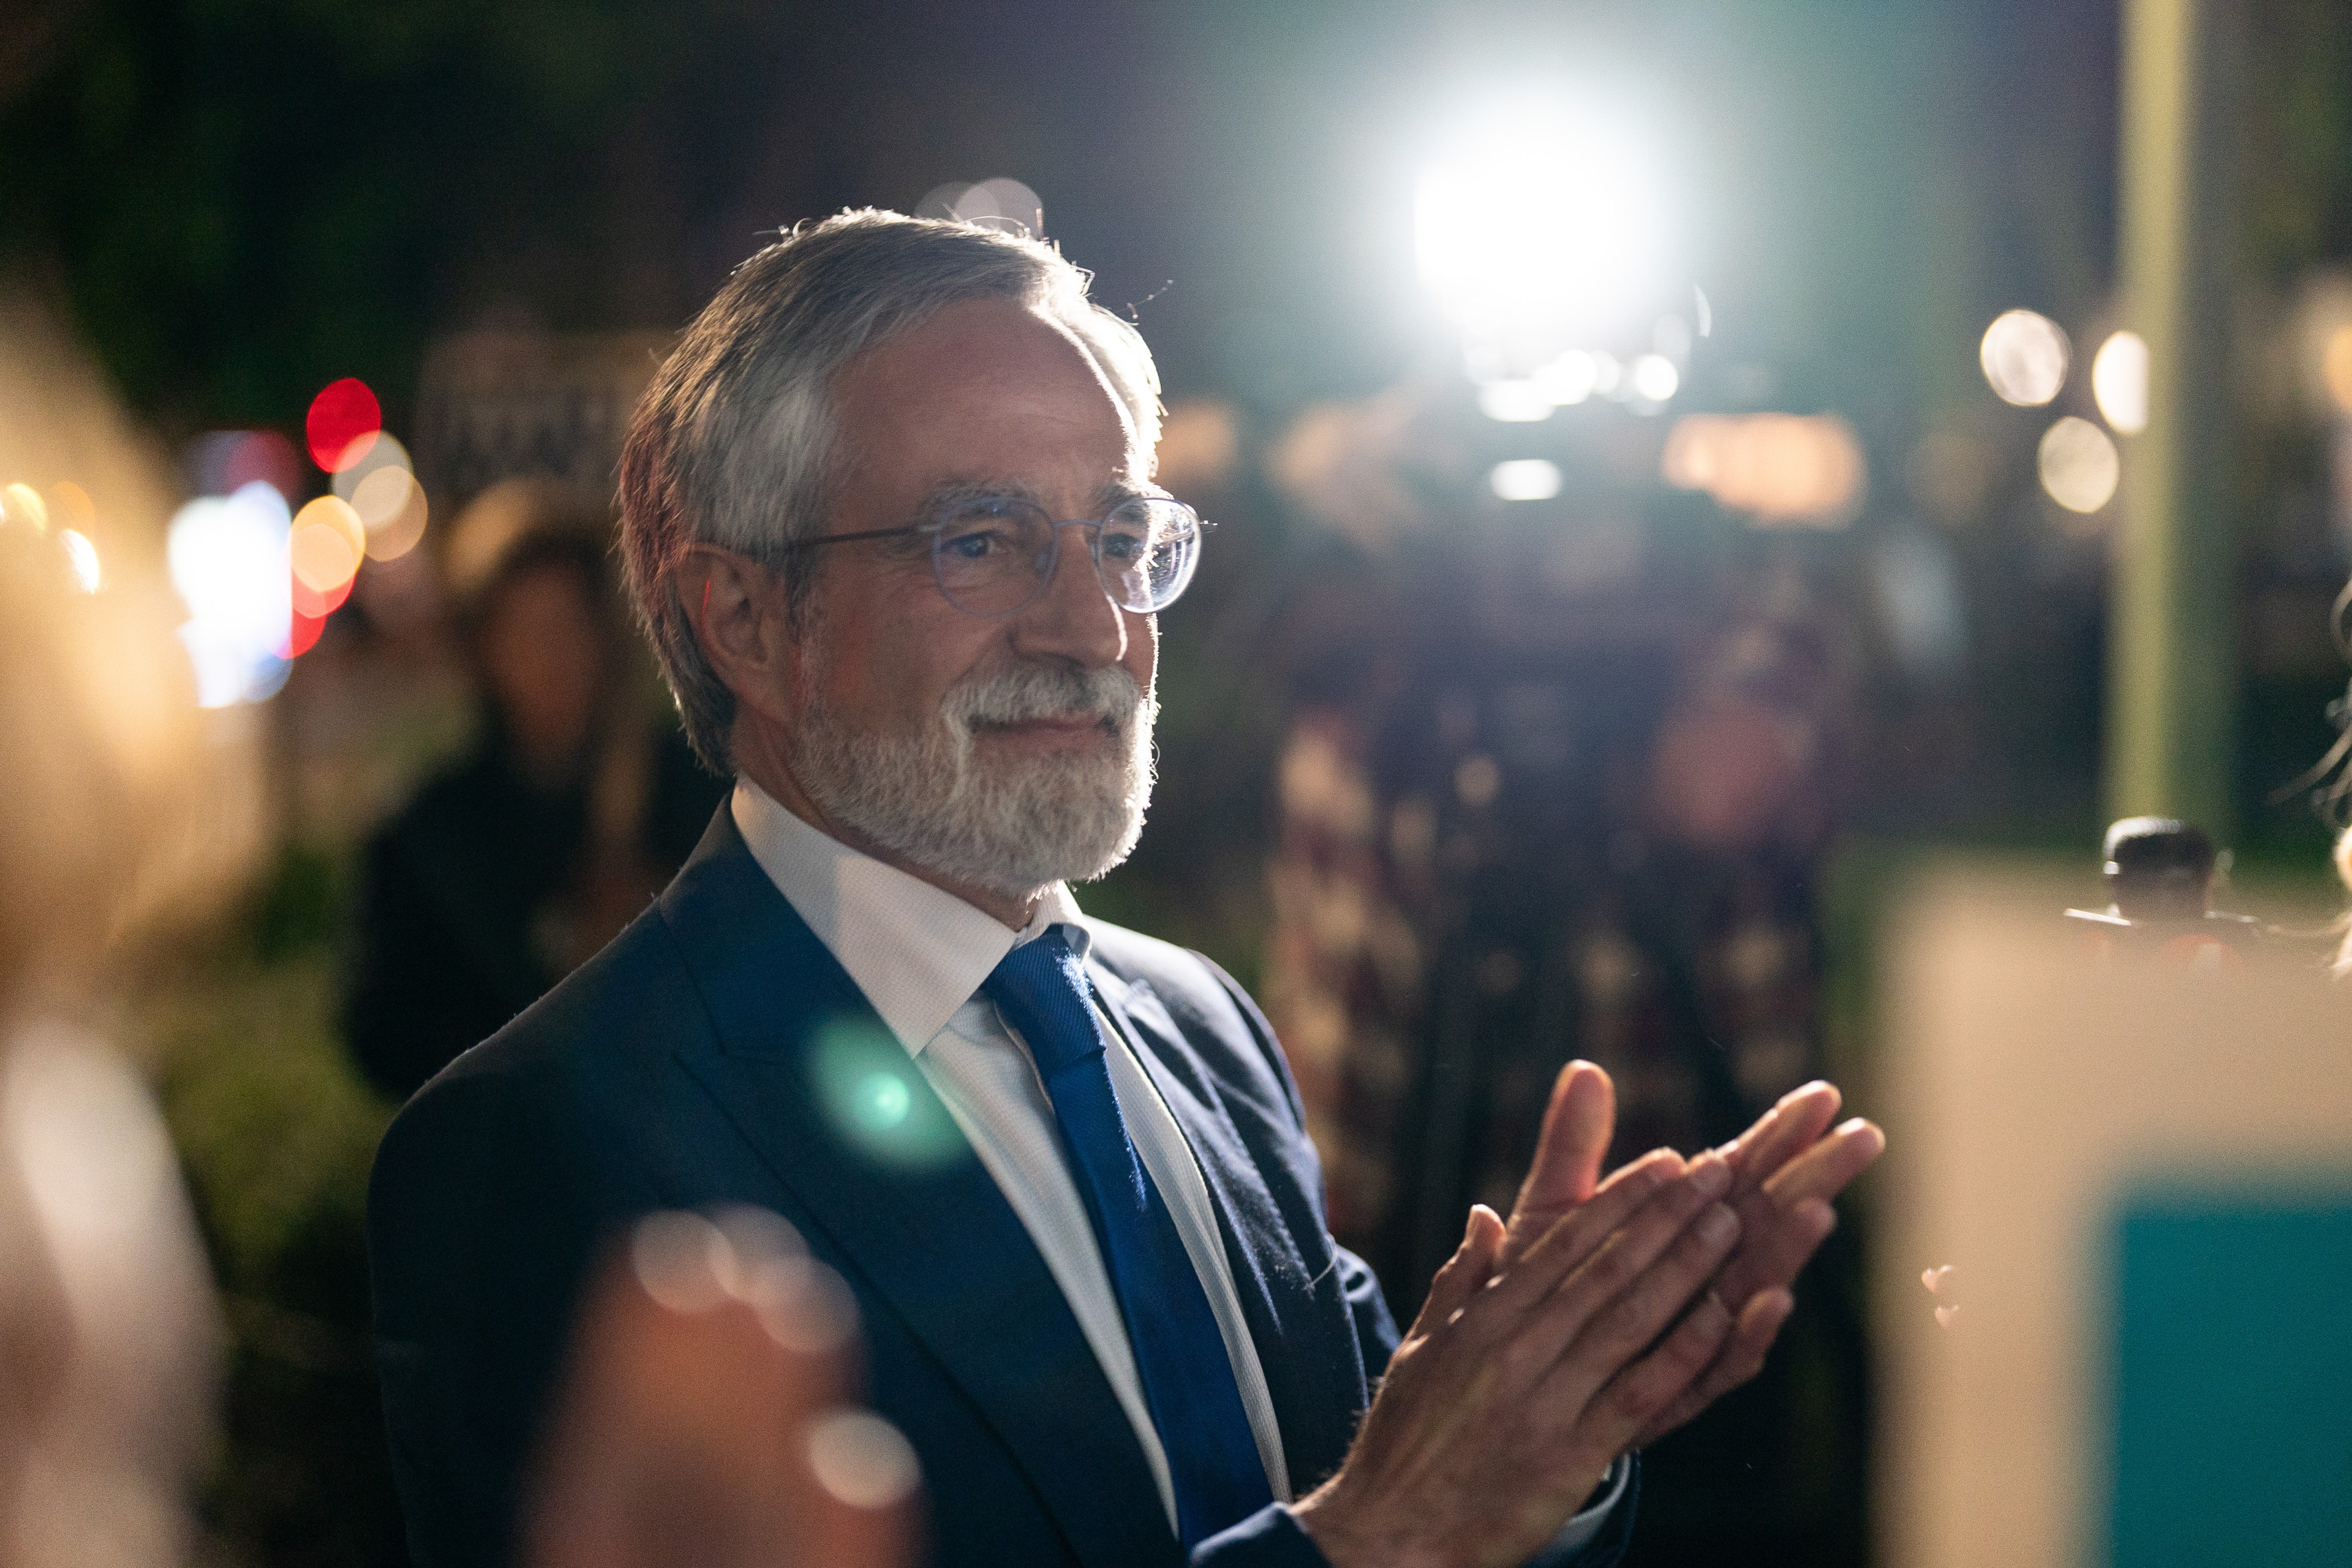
[306,378,382,472]
[287,608,328,658]
[290,568,357,622]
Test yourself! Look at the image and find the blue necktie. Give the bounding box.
[984,931,1274,1547]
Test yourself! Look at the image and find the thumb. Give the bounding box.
[1512,1061,1615,1231]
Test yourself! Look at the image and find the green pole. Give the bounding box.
[2108,0,2235,834]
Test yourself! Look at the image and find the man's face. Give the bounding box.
[773,294,1161,899]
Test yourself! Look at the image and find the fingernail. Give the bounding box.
[1689,1153,1732,1196]
[1779,1080,1829,1107]
[1698,1203,1739,1245]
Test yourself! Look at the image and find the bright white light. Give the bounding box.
[1490,459,1564,501]
[1415,100,1670,341]
[167,480,291,707]
[1589,352,1623,396]
[2092,330,2149,434]
[1630,354,1680,403]
[58,529,100,592]
[1536,351,1598,405]
[1980,309,2070,406]
[1477,380,1553,422]
[2038,416,2120,513]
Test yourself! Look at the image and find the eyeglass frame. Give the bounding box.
[771,493,1214,619]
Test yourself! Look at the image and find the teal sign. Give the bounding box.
[2109,1189,2352,1567]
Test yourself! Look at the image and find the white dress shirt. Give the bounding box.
[730,778,1626,1551]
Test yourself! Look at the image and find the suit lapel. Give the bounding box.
[657,815,1178,1567]
[1088,962,1371,1496]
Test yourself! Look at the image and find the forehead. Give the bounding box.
[828,295,1145,496]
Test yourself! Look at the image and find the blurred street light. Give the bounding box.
[1980,309,2071,407]
[2038,416,2122,514]
[2093,330,2150,434]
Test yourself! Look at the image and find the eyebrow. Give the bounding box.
[908,476,1163,525]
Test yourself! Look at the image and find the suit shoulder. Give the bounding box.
[374,902,706,1191]
[1081,919,1238,1014]
[1082,919,1300,1103]
[421,900,704,1091]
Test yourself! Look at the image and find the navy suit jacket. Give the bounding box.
[368,809,1637,1568]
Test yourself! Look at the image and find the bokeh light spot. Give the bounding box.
[1630,353,1680,404]
[2038,416,2121,513]
[1477,380,1553,423]
[168,481,292,706]
[2324,326,2352,418]
[1489,459,1564,501]
[810,1019,964,1169]
[1660,413,1868,527]
[807,1410,921,1511]
[2,481,49,533]
[853,1072,913,1132]
[306,379,382,472]
[291,497,366,589]
[58,529,100,592]
[2093,331,2150,434]
[44,481,96,535]
[1980,309,2070,407]
[337,434,430,560]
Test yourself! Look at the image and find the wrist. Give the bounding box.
[1289,1480,1452,1568]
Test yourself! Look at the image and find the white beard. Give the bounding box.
[788,657,1156,902]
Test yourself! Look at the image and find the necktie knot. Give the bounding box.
[983,930,1104,1077]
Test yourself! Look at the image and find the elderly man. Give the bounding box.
[368,211,1883,1568]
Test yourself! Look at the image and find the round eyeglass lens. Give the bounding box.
[1099,496,1200,612]
[929,495,1202,617]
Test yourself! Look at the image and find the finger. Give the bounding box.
[1566,1274,1740,1453]
[1721,1082,1840,1196]
[1412,1204,1506,1336]
[1761,1117,1885,1206]
[1626,1286,1794,1449]
[1713,1197,1837,1309]
[1486,1148,1700,1320]
[1511,1061,1615,1223]
[1547,1193,1742,1391]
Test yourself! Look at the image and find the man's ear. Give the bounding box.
[675,545,799,723]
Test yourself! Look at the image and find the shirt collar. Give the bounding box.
[730,777,1088,1055]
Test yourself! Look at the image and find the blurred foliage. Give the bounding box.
[0,0,802,430]
[140,844,404,1567]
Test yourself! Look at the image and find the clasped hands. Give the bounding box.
[1292,1061,1885,1568]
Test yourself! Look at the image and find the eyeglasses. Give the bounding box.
[780,492,1210,619]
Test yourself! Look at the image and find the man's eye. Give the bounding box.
[939,527,1008,561]
[1098,527,1150,563]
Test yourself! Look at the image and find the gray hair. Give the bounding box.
[616,208,1164,774]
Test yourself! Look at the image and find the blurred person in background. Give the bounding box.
[0,446,241,1568]
[342,481,726,1102]
[370,211,1883,1568]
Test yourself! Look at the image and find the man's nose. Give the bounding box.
[1009,522,1130,668]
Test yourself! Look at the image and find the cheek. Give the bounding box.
[814,575,1002,719]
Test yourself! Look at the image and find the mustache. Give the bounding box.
[943,663,1148,733]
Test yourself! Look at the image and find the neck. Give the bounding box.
[731,728,1040,930]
